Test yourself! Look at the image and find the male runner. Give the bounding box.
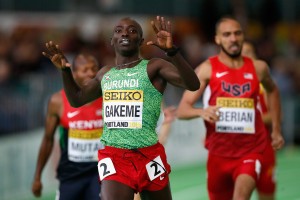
[177,17,284,200]
[42,16,200,200]
[32,54,103,200]
[243,41,277,200]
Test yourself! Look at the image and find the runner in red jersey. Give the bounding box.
[243,42,277,200]
[256,84,277,200]
[32,54,103,200]
[177,17,284,200]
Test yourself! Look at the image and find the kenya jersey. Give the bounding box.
[203,56,268,158]
[57,90,103,181]
[101,59,162,149]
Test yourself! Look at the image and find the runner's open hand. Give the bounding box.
[42,41,71,70]
[147,16,173,50]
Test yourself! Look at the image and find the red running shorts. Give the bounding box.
[97,142,171,193]
[207,152,263,200]
[256,142,276,194]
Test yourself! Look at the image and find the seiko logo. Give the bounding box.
[104,91,142,101]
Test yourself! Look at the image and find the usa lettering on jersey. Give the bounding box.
[222,81,251,96]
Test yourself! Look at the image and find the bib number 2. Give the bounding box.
[97,158,116,181]
[146,156,165,181]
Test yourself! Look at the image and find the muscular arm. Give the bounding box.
[32,92,61,197]
[261,89,272,125]
[255,60,284,149]
[255,60,281,132]
[62,68,105,107]
[158,106,176,145]
[146,16,200,91]
[177,61,219,122]
[163,53,200,91]
[43,41,104,107]
[148,56,200,94]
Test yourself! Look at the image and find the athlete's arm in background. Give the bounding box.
[158,106,176,145]
[254,60,284,150]
[42,41,103,107]
[261,87,272,125]
[32,92,61,197]
[177,61,219,123]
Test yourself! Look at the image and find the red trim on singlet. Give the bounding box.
[258,85,268,114]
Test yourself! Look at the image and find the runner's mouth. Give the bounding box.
[120,38,130,45]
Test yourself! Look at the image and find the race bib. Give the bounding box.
[98,157,116,181]
[103,90,143,129]
[68,129,103,162]
[146,156,166,181]
[216,97,255,134]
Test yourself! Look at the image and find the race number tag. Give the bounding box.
[68,129,103,162]
[103,90,143,129]
[216,97,255,134]
[146,156,165,181]
[97,158,116,181]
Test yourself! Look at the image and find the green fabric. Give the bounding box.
[58,126,65,149]
[101,60,162,149]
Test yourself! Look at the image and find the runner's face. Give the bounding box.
[111,18,143,56]
[73,56,99,87]
[215,19,244,58]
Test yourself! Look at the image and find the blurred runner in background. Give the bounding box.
[32,54,103,200]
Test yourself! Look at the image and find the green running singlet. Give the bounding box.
[101,60,162,149]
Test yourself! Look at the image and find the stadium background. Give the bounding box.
[0,0,300,199]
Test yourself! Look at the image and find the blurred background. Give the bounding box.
[0,0,300,199]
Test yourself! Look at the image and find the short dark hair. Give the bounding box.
[215,16,239,34]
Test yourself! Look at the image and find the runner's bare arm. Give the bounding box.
[255,60,284,150]
[43,41,103,107]
[158,106,176,145]
[147,16,200,91]
[61,68,103,107]
[177,61,219,122]
[32,92,61,197]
